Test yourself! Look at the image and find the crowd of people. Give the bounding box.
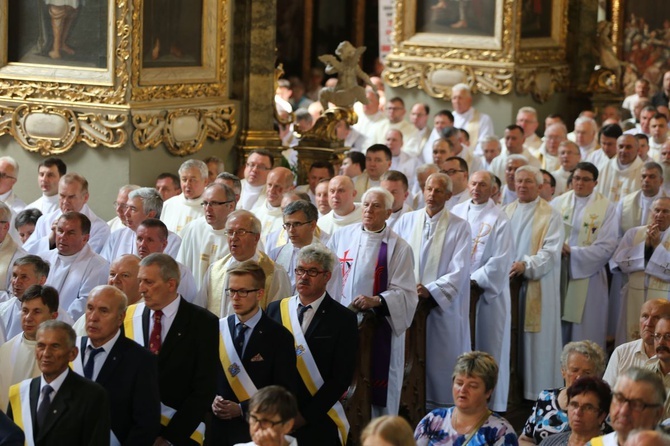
[4,70,670,445]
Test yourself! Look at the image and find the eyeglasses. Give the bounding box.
[282,221,313,230]
[654,333,670,342]
[444,169,465,176]
[201,200,233,208]
[567,401,600,414]
[225,288,260,298]
[612,392,662,412]
[223,229,256,237]
[572,176,594,183]
[248,414,285,429]
[113,201,127,209]
[0,173,16,181]
[295,267,327,277]
[246,163,271,172]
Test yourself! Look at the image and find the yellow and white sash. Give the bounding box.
[160,403,205,446]
[123,302,146,346]
[505,199,553,332]
[218,319,258,402]
[465,109,482,149]
[208,253,277,316]
[408,209,450,283]
[279,297,349,445]
[621,192,643,235]
[558,192,610,323]
[8,380,35,446]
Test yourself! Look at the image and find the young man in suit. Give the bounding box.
[71,284,161,445]
[126,253,218,446]
[7,320,110,445]
[266,245,358,446]
[210,261,297,445]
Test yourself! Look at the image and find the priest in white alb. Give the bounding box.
[160,159,207,236]
[253,167,295,243]
[395,173,472,410]
[617,162,666,237]
[0,202,26,292]
[198,210,291,316]
[317,176,363,234]
[596,134,644,203]
[25,157,66,215]
[177,183,235,289]
[380,171,413,231]
[504,165,564,400]
[612,197,670,344]
[551,162,618,350]
[328,187,418,417]
[451,170,514,412]
[100,187,181,262]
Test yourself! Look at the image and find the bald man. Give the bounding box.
[317,176,363,235]
[253,167,296,243]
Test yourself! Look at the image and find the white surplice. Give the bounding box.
[504,197,564,400]
[596,156,644,203]
[390,152,420,188]
[386,203,413,232]
[327,224,418,416]
[551,191,619,349]
[160,193,205,236]
[317,205,363,235]
[252,200,284,244]
[23,204,111,254]
[452,199,514,412]
[239,180,267,211]
[25,194,59,215]
[395,208,471,409]
[100,227,182,263]
[40,244,109,320]
[176,217,229,290]
[0,333,40,411]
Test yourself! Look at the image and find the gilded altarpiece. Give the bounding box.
[0,0,236,156]
[384,0,569,103]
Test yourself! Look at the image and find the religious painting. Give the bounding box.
[7,0,108,68]
[613,2,670,95]
[520,0,553,39]
[141,0,203,68]
[416,0,497,38]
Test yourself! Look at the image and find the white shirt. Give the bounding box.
[38,367,69,407]
[296,292,325,333]
[149,295,181,343]
[83,330,121,381]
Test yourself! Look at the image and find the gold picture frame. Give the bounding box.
[518,0,568,64]
[131,0,230,102]
[0,0,130,106]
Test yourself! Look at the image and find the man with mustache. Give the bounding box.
[649,315,670,417]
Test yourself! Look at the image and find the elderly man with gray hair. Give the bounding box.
[396,173,473,410]
[101,187,182,262]
[450,83,495,154]
[504,165,564,400]
[108,184,140,232]
[0,202,27,293]
[328,187,418,417]
[160,159,208,236]
[0,156,25,214]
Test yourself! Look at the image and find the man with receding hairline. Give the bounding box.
[253,167,296,242]
[450,84,494,153]
[161,159,208,236]
[552,141,582,196]
[317,176,363,234]
[240,150,274,211]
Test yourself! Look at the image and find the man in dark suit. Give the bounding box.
[210,261,297,445]
[7,320,110,445]
[266,245,357,446]
[0,410,24,446]
[72,284,161,445]
[130,253,218,446]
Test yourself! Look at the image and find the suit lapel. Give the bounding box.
[80,337,88,368]
[29,378,39,438]
[243,312,266,362]
[305,294,332,339]
[160,297,188,359]
[142,306,150,348]
[95,335,126,385]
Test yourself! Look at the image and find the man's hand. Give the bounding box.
[647,223,661,249]
[353,295,381,311]
[212,396,241,420]
[510,261,526,278]
[293,413,306,430]
[48,219,58,249]
[562,243,571,256]
[417,284,432,299]
[252,427,286,446]
[152,437,171,446]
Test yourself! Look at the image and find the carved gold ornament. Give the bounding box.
[0,104,127,155]
[515,65,570,103]
[132,105,237,156]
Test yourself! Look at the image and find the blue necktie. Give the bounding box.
[36,385,54,433]
[234,323,248,357]
[83,347,105,380]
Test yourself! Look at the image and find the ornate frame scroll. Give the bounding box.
[130,0,230,102]
[0,0,130,106]
[384,0,515,99]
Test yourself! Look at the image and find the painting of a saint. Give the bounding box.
[521,0,553,39]
[416,0,496,37]
[142,0,203,68]
[8,0,108,68]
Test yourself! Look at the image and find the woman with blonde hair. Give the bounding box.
[361,415,416,446]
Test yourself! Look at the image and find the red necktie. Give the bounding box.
[149,310,163,354]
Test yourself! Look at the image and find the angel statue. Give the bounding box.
[318,41,377,110]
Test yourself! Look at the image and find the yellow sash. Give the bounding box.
[0,236,17,289]
[559,192,610,323]
[207,253,276,316]
[8,380,34,446]
[465,109,481,149]
[505,199,553,332]
[279,297,349,445]
[123,303,146,346]
[218,319,258,402]
[160,403,205,445]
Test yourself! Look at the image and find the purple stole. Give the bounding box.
[371,241,392,407]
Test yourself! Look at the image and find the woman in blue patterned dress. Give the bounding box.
[414,351,518,446]
[519,341,607,445]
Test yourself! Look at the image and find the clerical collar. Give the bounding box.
[574,194,590,204]
[0,190,12,202]
[392,206,403,214]
[469,201,488,211]
[518,197,540,207]
[363,224,386,233]
[617,159,633,170]
[245,182,264,192]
